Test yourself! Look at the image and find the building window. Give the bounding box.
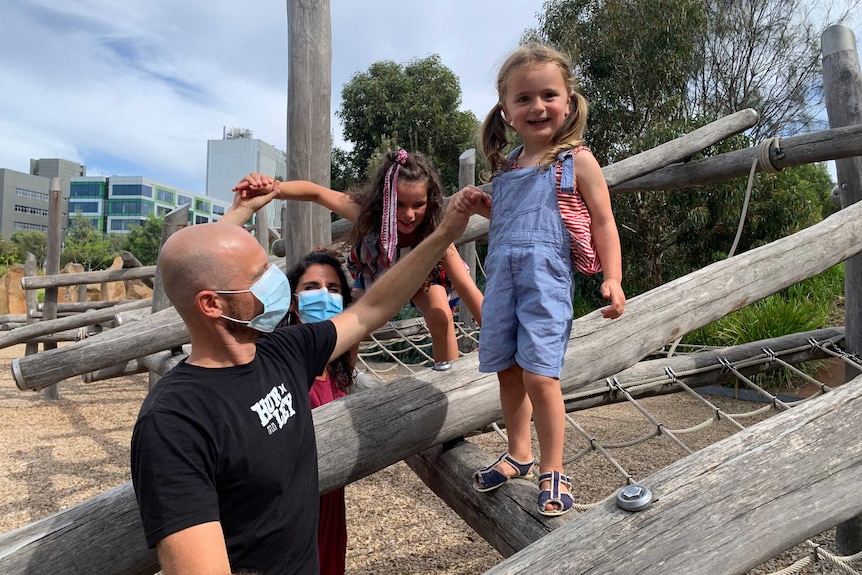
[108,199,154,216]
[14,221,48,232]
[177,194,192,206]
[16,188,48,202]
[212,205,226,216]
[70,182,105,198]
[68,201,100,214]
[156,206,171,216]
[14,205,49,216]
[109,219,146,231]
[112,184,153,197]
[195,215,209,224]
[156,188,174,203]
[195,199,211,213]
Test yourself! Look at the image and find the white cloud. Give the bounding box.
[1,0,857,192]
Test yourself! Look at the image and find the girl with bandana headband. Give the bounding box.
[233,149,483,364]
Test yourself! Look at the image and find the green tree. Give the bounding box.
[529,0,706,165]
[63,214,113,270]
[337,54,479,190]
[0,238,21,270]
[121,215,165,266]
[11,230,48,268]
[531,0,843,293]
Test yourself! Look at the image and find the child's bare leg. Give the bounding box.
[412,286,459,362]
[523,370,569,511]
[499,365,533,465]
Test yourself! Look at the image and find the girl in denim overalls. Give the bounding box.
[467,43,626,516]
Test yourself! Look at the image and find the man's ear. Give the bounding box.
[196,291,224,319]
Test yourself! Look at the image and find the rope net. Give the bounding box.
[357,324,862,575]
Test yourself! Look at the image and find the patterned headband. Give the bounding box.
[380,149,409,263]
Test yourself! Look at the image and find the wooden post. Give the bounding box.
[148,204,188,389]
[41,178,63,400]
[822,23,862,555]
[23,253,39,360]
[284,0,332,267]
[457,149,479,353]
[254,204,270,251]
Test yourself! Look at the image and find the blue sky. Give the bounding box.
[0,1,858,194]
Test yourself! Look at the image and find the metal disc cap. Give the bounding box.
[616,483,653,511]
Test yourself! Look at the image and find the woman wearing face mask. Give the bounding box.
[284,249,355,575]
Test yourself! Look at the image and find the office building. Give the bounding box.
[206,127,286,230]
[69,175,231,233]
[0,168,71,239]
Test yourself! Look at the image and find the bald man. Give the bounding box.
[131,188,484,575]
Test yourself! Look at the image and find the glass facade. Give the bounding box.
[112,184,153,197]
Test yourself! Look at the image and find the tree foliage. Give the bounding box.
[11,230,47,268]
[336,54,479,190]
[63,214,114,270]
[530,0,845,295]
[121,215,165,266]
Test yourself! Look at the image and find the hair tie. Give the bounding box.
[380,149,408,263]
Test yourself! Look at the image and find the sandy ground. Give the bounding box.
[0,343,853,574]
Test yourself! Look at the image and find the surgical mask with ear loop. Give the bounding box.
[296,287,343,324]
[215,265,292,333]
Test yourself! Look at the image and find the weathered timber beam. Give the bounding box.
[612,123,862,192]
[2,200,859,572]
[0,327,843,575]
[11,307,188,391]
[326,110,760,247]
[37,299,151,313]
[81,360,147,383]
[0,299,153,350]
[0,483,158,575]
[407,328,844,559]
[483,376,862,575]
[563,327,843,412]
[21,266,156,290]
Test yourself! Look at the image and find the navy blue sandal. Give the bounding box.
[537,471,574,516]
[473,453,535,493]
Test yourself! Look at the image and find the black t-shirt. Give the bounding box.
[131,321,336,575]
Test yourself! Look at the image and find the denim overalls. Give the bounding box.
[478,151,574,378]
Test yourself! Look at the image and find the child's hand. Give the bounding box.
[454,186,492,219]
[233,172,278,199]
[600,279,626,319]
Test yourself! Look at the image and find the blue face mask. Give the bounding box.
[296,287,343,324]
[215,265,292,333]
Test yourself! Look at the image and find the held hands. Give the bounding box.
[228,172,281,217]
[440,186,492,239]
[600,278,626,319]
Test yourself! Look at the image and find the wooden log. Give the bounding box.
[822,23,862,556]
[0,314,28,324]
[11,306,188,391]
[0,299,153,349]
[482,376,862,575]
[0,327,844,575]
[37,299,152,313]
[0,483,158,575]
[407,329,845,560]
[611,123,862,193]
[121,251,153,289]
[81,360,147,383]
[21,266,156,291]
[326,109,760,248]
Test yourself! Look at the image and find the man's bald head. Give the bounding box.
[159,223,264,320]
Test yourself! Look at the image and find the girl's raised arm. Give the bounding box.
[234,173,361,222]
